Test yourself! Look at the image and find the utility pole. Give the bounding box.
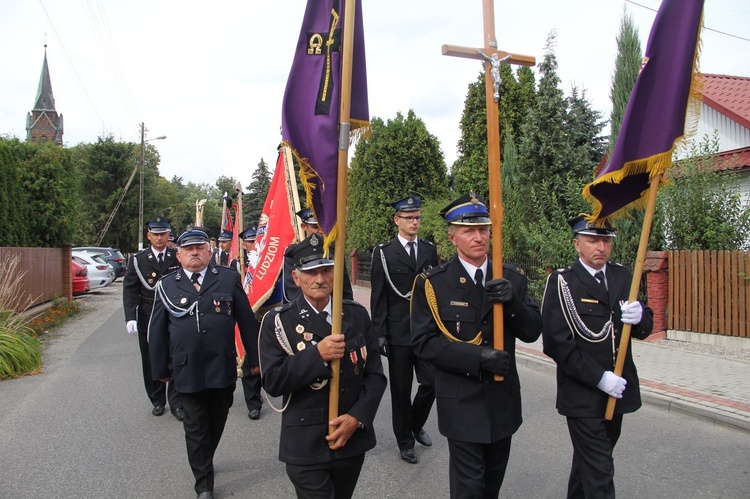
[137,123,166,251]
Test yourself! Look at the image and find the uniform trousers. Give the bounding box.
[137,316,179,410]
[387,345,434,450]
[566,414,623,499]
[285,454,365,499]
[447,436,512,499]
[241,361,263,412]
[179,384,236,493]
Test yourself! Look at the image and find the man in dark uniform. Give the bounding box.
[541,216,653,499]
[238,227,262,420]
[122,215,183,419]
[411,192,543,499]
[370,194,439,464]
[214,230,232,266]
[260,234,386,499]
[282,208,353,303]
[149,227,259,499]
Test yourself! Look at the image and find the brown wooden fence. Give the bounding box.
[668,250,750,337]
[0,245,72,312]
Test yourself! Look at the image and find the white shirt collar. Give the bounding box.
[579,259,607,278]
[397,234,416,252]
[183,268,206,281]
[151,247,164,259]
[457,255,488,284]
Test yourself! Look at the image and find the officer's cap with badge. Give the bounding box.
[296,208,318,226]
[168,228,176,242]
[147,216,171,234]
[568,215,616,238]
[177,226,210,247]
[439,191,491,225]
[217,230,233,242]
[391,194,421,213]
[239,227,257,242]
[288,234,334,271]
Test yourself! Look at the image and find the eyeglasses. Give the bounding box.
[398,215,422,222]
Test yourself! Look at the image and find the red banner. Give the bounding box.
[248,151,296,312]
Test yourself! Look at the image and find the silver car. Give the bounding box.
[72,252,115,289]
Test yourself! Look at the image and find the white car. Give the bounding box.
[72,252,115,289]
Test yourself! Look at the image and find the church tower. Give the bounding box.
[26,45,64,145]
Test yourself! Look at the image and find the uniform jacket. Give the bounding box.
[411,257,542,444]
[541,259,653,417]
[122,247,180,322]
[259,297,386,465]
[282,243,353,303]
[148,263,259,394]
[370,237,439,346]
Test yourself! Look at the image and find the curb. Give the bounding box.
[515,347,750,435]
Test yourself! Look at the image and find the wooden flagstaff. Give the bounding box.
[234,182,245,281]
[328,0,357,435]
[443,0,535,381]
[605,173,662,420]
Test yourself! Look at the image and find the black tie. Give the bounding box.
[319,311,330,324]
[157,252,164,268]
[408,241,416,263]
[594,270,607,291]
[191,273,201,291]
[474,268,484,295]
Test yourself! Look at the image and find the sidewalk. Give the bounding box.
[352,284,750,434]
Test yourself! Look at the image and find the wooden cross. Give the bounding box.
[443,0,535,380]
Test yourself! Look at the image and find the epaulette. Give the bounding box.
[423,261,449,278]
[376,240,391,249]
[343,299,367,311]
[420,239,436,247]
[503,263,525,277]
[610,261,626,268]
[278,302,296,313]
[135,248,149,256]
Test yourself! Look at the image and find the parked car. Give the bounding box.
[71,258,90,296]
[72,251,114,290]
[73,247,127,280]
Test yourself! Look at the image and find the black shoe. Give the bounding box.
[197,492,213,499]
[152,404,165,416]
[400,448,418,464]
[413,429,432,447]
[248,409,260,420]
[171,408,185,421]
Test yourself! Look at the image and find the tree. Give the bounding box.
[609,8,642,153]
[451,65,536,197]
[348,110,449,252]
[566,86,607,173]
[659,132,750,250]
[245,157,272,227]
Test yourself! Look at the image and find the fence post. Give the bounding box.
[62,244,72,300]
[350,248,360,285]
[643,251,669,340]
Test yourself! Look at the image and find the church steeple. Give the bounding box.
[27,45,64,145]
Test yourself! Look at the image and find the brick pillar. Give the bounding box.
[643,250,669,340]
[350,249,360,285]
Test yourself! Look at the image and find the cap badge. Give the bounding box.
[310,234,319,246]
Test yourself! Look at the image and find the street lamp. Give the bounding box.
[138,122,167,250]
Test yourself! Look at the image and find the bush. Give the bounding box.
[0,327,41,379]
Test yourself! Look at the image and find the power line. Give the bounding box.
[625,0,750,43]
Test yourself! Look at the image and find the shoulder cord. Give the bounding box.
[154,280,200,332]
[259,312,329,414]
[557,274,612,343]
[424,277,482,345]
[133,257,157,291]
[379,247,411,300]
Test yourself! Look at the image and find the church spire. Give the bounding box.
[33,44,56,111]
[27,44,64,145]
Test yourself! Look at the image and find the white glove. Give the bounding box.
[620,300,643,325]
[126,320,138,336]
[597,371,627,398]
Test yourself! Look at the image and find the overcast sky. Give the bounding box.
[1,0,748,187]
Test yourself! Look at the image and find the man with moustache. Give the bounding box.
[411,192,543,499]
[122,215,183,419]
[541,216,653,499]
[282,208,353,303]
[149,227,259,499]
[370,194,439,464]
[260,233,386,499]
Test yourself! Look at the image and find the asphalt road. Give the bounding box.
[0,283,748,498]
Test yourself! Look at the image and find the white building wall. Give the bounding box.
[694,104,750,152]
